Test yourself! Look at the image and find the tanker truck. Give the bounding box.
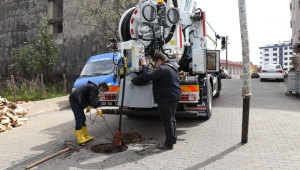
[100,0,226,119]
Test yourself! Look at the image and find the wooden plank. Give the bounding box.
[1,118,10,124]
[0,124,6,132]
[1,106,8,114]
[18,118,28,121]
[5,112,14,119]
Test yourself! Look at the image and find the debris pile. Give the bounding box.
[0,97,28,132]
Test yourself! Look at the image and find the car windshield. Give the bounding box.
[264,64,281,69]
[80,60,114,77]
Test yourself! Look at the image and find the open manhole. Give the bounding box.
[91,133,145,153]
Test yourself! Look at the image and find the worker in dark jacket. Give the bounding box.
[140,52,181,150]
[69,81,108,145]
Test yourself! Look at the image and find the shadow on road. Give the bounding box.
[183,143,242,170]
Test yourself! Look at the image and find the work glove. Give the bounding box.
[86,106,90,113]
[97,109,103,116]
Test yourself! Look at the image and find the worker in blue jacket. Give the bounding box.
[140,52,181,150]
[69,81,108,145]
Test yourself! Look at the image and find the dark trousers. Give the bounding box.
[69,98,86,130]
[158,100,179,148]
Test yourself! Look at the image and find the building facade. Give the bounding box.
[291,0,300,53]
[220,59,243,79]
[259,42,294,70]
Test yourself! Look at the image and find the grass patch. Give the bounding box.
[0,76,67,102]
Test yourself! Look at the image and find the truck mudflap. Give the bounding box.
[101,108,208,118]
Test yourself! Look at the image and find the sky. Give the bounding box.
[196,0,292,65]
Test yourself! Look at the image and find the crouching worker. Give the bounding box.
[69,81,108,145]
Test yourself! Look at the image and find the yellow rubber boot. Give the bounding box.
[82,126,94,140]
[74,129,90,145]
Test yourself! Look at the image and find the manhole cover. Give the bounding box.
[91,143,128,153]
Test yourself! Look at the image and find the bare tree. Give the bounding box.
[80,0,139,53]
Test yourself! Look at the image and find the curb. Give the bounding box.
[18,96,70,118]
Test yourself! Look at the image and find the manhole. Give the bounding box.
[90,133,145,153]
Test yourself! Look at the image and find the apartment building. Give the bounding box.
[259,42,294,70]
[291,0,300,53]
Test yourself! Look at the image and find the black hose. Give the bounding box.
[121,8,135,41]
[118,57,126,132]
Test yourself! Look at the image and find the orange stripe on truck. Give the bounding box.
[180,85,199,92]
[108,86,120,92]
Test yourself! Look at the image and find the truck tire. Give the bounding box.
[213,90,220,98]
[204,81,212,120]
[213,77,221,98]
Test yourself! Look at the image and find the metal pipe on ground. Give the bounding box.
[25,147,70,170]
[2,144,65,170]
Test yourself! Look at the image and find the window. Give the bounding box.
[284,52,287,55]
[48,0,64,34]
[284,63,288,66]
[280,48,283,50]
[273,48,277,51]
[264,49,269,52]
[265,59,269,61]
[284,57,288,60]
[290,52,293,55]
[265,54,269,56]
[273,58,277,61]
[273,53,277,56]
[284,47,287,50]
[290,47,292,49]
[294,21,296,35]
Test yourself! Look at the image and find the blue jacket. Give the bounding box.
[69,81,100,110]
[141,61,181,104]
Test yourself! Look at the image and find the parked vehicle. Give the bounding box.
[251,72,260,78]
[72,52,122,92]
[99,0,226,119]
[220,69,232,79]
[260,64,284,82]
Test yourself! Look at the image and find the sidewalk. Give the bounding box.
[19,96,70,118]
[1,79,300,170]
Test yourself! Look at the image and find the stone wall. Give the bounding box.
[0,0,47,80]
[0,0,107,91]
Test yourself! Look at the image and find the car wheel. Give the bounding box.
[260,78,263,82]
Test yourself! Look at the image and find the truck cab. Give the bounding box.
[72,52,121,91]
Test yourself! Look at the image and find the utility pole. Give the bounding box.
[238,0,251,144]
[226,36,228,70]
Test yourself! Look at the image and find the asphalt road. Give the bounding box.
[1,78,300,170]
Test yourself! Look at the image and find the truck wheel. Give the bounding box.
[213,91,220,98]
[204,81,212,120]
